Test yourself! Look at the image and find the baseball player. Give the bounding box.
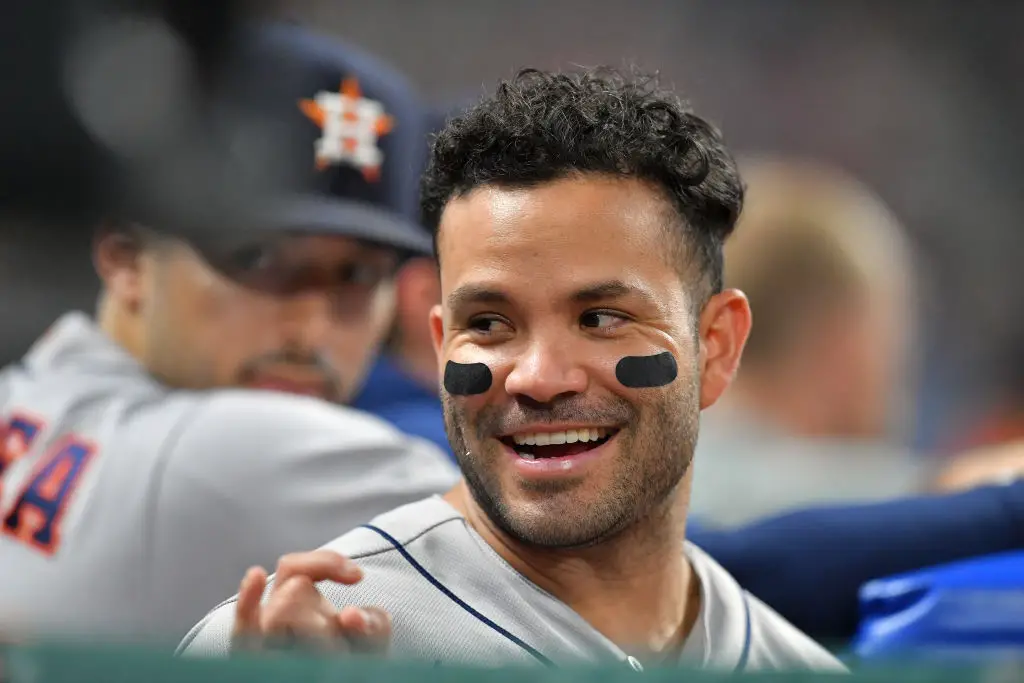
[0,24,458,642]
[180,67,845,672]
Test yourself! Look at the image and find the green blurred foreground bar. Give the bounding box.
[0,643,999,683]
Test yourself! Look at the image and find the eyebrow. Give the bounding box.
[446,279,658,311]
[571,280,660,308]
[446,284,512,311]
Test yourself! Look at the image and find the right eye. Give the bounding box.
[467,316,510,336]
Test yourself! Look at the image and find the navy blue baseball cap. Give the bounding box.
[200,22,433,257]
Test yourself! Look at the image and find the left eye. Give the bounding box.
[580,311,627,329]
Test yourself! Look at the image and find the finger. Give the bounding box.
[260,576,346,653]
[231,566,268,653]
[275,550,363,587]
[336,606,392,655]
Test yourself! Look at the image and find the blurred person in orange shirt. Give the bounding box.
[690,156,931,526]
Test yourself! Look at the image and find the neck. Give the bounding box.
[96,296,143,362]
[443,478,700,663]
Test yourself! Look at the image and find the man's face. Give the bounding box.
[126,232,398,403]
[430,176,740,549]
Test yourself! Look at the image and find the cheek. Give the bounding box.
[169,260,254,326]
[444,360,493,396]
[177,272,279,364]
[147,263,224,338]
[444,343,519,396]
[614,352,678,389]
[325,325,384,373]
[446,340,687,394]
[207,293,273,349]
[324,301,396,377]
[326,285,396,365]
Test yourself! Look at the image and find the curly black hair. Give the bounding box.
[420,67,744,299]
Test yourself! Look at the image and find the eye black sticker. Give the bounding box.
[443,360,493,395]
[615,352,678,389]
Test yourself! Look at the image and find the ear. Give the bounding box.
[395,258,440,324]
[428,303,445,367]
[401,258,440,303]
[697,288,752,410]
[92,225,146,312]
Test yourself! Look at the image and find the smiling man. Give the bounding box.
[181,68,844,672]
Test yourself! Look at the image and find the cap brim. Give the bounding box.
[265,196,433,256]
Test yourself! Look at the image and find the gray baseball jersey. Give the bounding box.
[0,313,459,641]
[180,497,846,672]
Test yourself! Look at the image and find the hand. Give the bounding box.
[932,439,1024,492]
[231,549,391,656]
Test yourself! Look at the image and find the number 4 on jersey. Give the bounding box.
[0,415,95,555]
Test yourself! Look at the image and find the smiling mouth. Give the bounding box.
[500,427,619,460]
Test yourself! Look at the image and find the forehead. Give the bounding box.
[437,176,677,297]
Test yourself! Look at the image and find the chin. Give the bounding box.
[506,515,618,550]
[500,487,617,545]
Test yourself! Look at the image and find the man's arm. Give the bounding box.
[690,481,1024,644]
[144,390,459,642]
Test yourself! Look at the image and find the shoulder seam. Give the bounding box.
[361,522,556,668]
[342,512,464,560]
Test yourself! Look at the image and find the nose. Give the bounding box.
[281,290,334,350]
[504,337,589,404]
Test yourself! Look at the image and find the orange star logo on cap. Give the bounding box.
[298,77,394,182]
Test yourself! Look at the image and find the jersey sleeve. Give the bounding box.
[144,390,459,641]
[176,595,239,656]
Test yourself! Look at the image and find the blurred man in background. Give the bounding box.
[690,157,930,526]
[352,254,449,457]
[0,23,456,644]
[352,108,451,458]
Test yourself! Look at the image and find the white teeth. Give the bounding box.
[511,428,612,446]
[518,452,536,460]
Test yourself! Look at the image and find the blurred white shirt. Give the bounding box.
[690,403,932,527]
